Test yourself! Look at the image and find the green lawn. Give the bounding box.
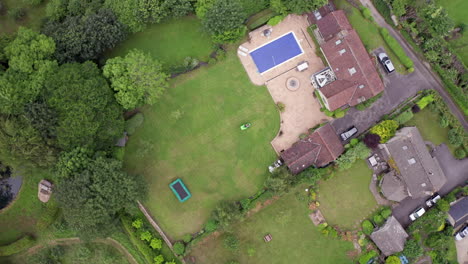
[188,185,354,264]
[0,0,48,34]
[107,16,214,67]
[334,0,407,74]
[405,108,457,155]
[123,50,279,240]
[0,168,58,245]
[436,0,468,66]
[318,160,377,230]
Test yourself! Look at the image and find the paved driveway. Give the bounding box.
[392,144,468,228]
[456,236,468,264]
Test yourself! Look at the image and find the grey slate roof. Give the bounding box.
[381,171,408,202]
[448,197,468,228]
[381,127,447,199]
[370,216,408,256]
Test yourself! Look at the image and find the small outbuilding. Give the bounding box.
[116,132,129,147]
[38,180,53,203]
[448,196,468,229]
[370,216,408,256]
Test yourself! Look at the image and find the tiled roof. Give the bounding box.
[281,124,344,174]
[316,10,384,111]
[371,216,408,256]
[448,197,468,228]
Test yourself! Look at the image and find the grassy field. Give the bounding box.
[107,16,214,67]
[318,160,377,230]
[334,0,407,74]
[0,168,58,245]
[436,0,468,66]
[0,0,48,34]
[188,185,354,263]
[405,108,457,155]
[123,50,279,240]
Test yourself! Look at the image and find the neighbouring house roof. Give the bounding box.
[370,216,408,256]
[316,10,384,111]
[381,171,408,202]
[448,197,468,228]
[281,123,344,174]
[381,127,447,200]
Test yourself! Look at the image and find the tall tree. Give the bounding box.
[202,0,246,43]
[56,156,146,237]
[271,0,327,15]
[45,61,124,151]
[103,49,169,110]
[42,8,126,63]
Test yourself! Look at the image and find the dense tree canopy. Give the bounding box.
[271,0,327,15]
[45,61,124,151]
[202,0,246,43]
[42,8,126,63]
[103,49,169,110]
[56,156,146,236]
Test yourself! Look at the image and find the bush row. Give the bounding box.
[355,93,383,111]
[0,236,35,256]
[379,27,414,69]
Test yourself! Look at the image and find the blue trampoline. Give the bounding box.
[169,179,191,202]
[250,32,303,74]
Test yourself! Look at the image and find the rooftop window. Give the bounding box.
[408,158,416,165]
[335,40,342,45]
[348,67,356,75]
[339,49,346,55]
[358,84,364,89]
[403,146,408,150]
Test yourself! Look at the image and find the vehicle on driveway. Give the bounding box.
[455,225,468,241]
[378,53,395,73]
[268,159,283,173]
[425,193,441,207]
[409,207,426,221]
[340,126,358,141]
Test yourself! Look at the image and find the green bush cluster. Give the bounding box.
[267,15,285,26]
[317,222,339,238]
[0,236,35,256]
[416,94,434,110]
[361,220,374,235]
[394,109,414,124]
[358,250,378,264]
[361,7,373,21]
[370,120,399,143]
[246,9,277,30]
[336,142,370,171]
[379,28,414,69]
[324,108,349,118]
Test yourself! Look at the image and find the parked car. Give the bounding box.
[340,126,358,141]
[378,53,395,73]
[409,207,426,221]
[268,159,283,173]
[455,225,468,241]
[425,193,441,207]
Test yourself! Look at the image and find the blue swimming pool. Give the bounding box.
[250,32,303,74]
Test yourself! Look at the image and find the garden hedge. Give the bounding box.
[379,28,414,69]
[416,94,434,110]
[0,236,35,256]
[394,109,414,124]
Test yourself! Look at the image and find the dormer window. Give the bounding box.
[358,84,365,89]
[335,40,342,45]
[339,49,346,55]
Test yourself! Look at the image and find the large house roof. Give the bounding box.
[382,127,447,200]
[316,10,384,111]
[281,123,344,174]
[370,216,408,256]
[448,197,468,228]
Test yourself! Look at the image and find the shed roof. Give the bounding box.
[370,216,408,256]
[448,197,468,228]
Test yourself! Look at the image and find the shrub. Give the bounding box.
[121,216,155,263]
[455,148,466,159]
[381,208,392,219]
[350,138,359,146]
[416,95,434,109]
[394,109,414,124]
[132,218,143,229]
[361,220,374,235]
[359,250,378,264]
[112,147,125,161]
[411,104,420,113]
[223,234,239,251]
[439,115,449,128]
[373,215,384,226]
[402,239,423,260]
[276,102,285,112]
[379,27,414,69]
[8,7,26,21]
[436,199,450,212]
[329,228,338,238]
[299,133,308,139]
[211,201,243,228]
[149,238,162,250]
[448,129,463,146]
[173,242,185,256]
[370,120,399,143]
[361,7,373,21]
[363,133,381,148]
[267,15,284,26]
[153,255,165,264]
[182,234,192,243]
[0,236,35,256]
[385,255,400,264]
[126,113,144,135]
[140,231,152,242]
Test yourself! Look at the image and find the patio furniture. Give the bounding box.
[368,156,378,167]
[297,61,309,72]
[237,50,247,57]
[239,46,249,52]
